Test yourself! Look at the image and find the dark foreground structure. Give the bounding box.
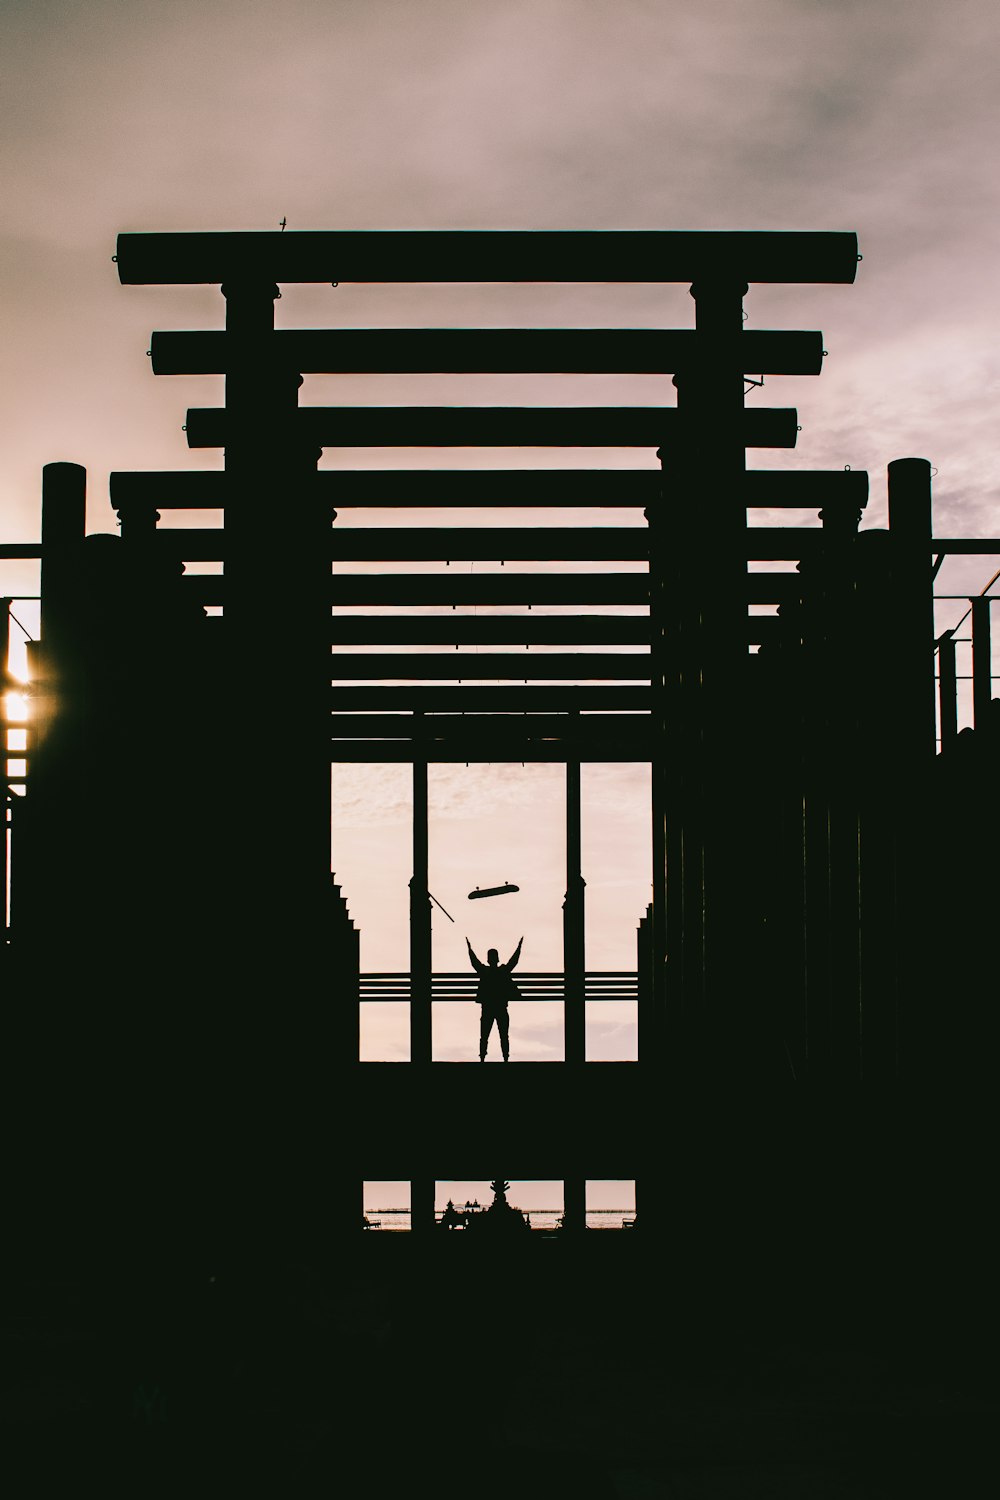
[2,230,998,1490]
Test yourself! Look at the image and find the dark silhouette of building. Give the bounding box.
[3,228,999,1486]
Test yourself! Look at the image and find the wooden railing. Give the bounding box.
[359,972,638,1003]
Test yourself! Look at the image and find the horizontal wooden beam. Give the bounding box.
[329,615,651,645]
[184,405,799,449]
[151,327,825,375]
[143,526,829,562]
[180,572,652,606]
[743,469,868,510]
[326,615,782,645]
[0,545,42,559]
[328,713,652,739]
[328,652,652,680]
[328,574,796,605]
[930,539,1000,553]
[329,686,653,711]
[329,741,652,762]
[110,467,865,510]
[116,229,861,286]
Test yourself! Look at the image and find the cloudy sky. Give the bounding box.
[3,0,999,1058]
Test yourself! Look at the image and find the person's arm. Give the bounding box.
[466,937,486,975]
[506,936,524,973]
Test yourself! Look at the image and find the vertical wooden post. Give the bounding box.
[818,499,863,1083]
[667,279,749,1082]
[563,754,585,1064]
[562,1176,586,1234]
[937,632,958,750]
[410,1178,436,1235]
[40,463,86,650]
[221,281,330,913]
[887,459,936,758]
[636,903,653,1061]
[410,746,432,1066]
[971,597,993,731]
[646,466,669,1070]
[36,463,86,759]
[884,460,936,1082]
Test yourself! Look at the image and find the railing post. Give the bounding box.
[971,596,993,731]
[563,754,586,1064]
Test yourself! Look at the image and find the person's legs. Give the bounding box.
[479,1007,492,1061]
[498,1007,509,1062]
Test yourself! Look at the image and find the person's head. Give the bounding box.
[487,948,499,966]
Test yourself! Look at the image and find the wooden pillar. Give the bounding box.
[636,903,654,1062]
[971,596,993,731]
[887,459,936,758]
[36,462,86,759]
[885,459,936,1082]
[666,278,749,1082]
[646,466,669,1069]
[221,281,330,917]
[819,500,863,1083]
[562,1176,586,1234]
[40,463,86,647]
[937,632,958,750]
[410,1178,436,1235]
[563,755,585,1064]
[409,748,432,1066]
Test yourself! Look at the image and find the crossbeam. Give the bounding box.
[151,328,825,375]
[328,686,652,711]
[141,525,833,561]
[328,652,652,680]
[180,573,653,606]
[329,615,651,645]
[327,617,782,646]
[327,574,796,606]
[329,713,651,738]
[183,405,800,449]
[110,468,867,510]
[329,741,651,762]
[115,229,860,285]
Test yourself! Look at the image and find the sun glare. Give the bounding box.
[4,691,29,724]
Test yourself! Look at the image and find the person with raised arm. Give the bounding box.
[466,935,523,1062]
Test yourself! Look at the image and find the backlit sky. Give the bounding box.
[3,1,1000,1057]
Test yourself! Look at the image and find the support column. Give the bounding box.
[887,459,936,758]
[222,282,330,918]
[410,747,432,1066]
[562,755,586,1064]
[971,596,993,731]
[221,282,330,1119]
[664,280,749,1082]
[884,459,936,1082]
[937,632,958,750]
[410,1178,436,1235]
[562,1176,586,1234]
[19,465,87,944]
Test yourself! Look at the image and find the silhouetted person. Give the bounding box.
[466,936,523,1061]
